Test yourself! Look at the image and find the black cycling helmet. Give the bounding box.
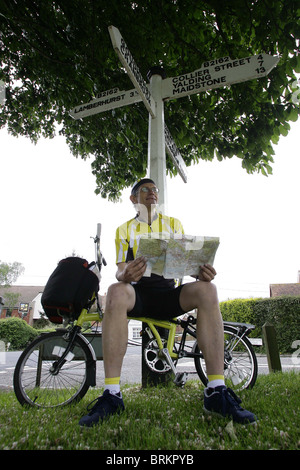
[131,178,156,195]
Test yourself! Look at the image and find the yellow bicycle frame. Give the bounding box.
[76,308,101,327]
[75,302,178,360]
[75,292,102,327]
[130,317,178,360]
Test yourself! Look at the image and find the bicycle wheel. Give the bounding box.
[14,330,94,408]
[193,326,258,391]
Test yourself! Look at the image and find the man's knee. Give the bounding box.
[105,282,135,312]
[181,280,219,311]
[196,281,219,303]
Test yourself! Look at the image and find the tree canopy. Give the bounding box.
[0,260,24,286]
[0,0,299,200]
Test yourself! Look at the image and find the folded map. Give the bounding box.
[136,234,220,279]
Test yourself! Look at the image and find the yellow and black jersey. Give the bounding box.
[115,212,184,288]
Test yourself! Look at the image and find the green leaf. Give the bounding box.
[288,107,299,122]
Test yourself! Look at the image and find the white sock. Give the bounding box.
[104,384,121,395]
[207,379,225,389]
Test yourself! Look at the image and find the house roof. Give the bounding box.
[269,283,300,297]
[0,285,44,307]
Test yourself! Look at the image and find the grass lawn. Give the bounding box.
[0,371,299,451]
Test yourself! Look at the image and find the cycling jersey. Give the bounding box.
[115,212,184,288]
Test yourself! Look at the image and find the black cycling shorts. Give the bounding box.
[128,284,186,320]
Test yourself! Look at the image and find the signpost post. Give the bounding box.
[146,67,168,211]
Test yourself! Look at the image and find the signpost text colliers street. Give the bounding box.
[70,25,279,208]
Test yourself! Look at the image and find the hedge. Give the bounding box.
[220,296,300,354]
[1,297,299,354]
[0,317,39,350]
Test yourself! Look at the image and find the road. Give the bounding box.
[0,345,299,391]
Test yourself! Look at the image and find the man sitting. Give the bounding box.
[79,179,257,427]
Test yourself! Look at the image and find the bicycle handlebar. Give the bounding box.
[94,223,107,268]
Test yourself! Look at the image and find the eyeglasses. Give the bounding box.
[139,186,159,194]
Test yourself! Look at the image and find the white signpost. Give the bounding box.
[70,25,279,209]
[108,25,156,119]
[161,53,279,100]
[70,87,141,119]
[165,126,187,183]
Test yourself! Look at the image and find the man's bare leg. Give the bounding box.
[179,280,224,377]
[102,282,136,380]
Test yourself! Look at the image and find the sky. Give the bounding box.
[0,118,299,301]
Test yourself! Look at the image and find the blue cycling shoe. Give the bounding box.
[204,386,257,425]
[79,389,125,427]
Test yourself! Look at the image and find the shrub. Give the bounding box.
[220,296,300,354]
[0,317,39,350]
[253,296,300,354]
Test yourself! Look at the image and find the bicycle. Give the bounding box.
[13,224,258,408]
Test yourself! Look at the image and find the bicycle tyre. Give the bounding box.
[13,330,94,408]
[193,325,258,391]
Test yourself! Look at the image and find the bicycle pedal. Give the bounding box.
[174,372,188,387]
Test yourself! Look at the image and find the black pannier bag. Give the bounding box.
[41,257,100,324]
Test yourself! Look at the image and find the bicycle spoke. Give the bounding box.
[14,331,92,408]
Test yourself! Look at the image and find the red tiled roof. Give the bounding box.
[269,283,300,297]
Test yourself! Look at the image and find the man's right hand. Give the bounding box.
[116,257,147,283]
